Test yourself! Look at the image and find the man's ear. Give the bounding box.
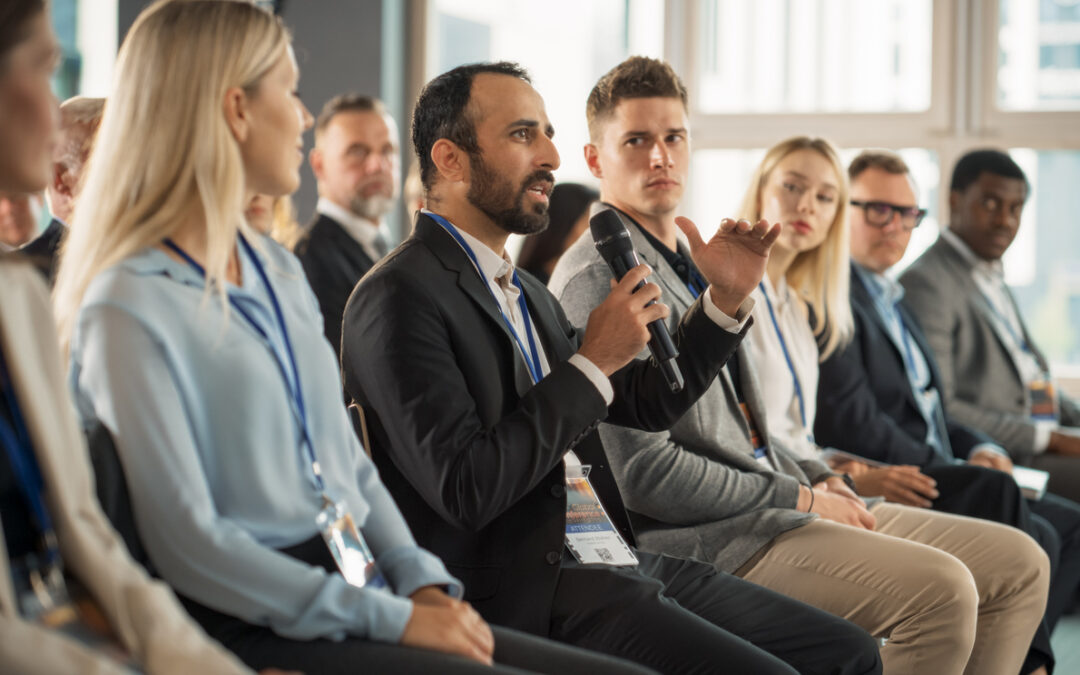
[309,147,324,181]
[948,189,961,220]
[51,163,71,198]
[430,139,468,185]
[222,86,251,143]
[584,143,603,179]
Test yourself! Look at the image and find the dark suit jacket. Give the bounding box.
[816,264,993,466]
[18,218,64,285]
[340,213,744,635]
[293,213,377,357]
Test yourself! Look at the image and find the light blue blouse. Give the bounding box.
[69,235,460,643]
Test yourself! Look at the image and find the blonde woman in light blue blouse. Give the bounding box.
[55,2,648,674]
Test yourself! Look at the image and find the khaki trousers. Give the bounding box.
[737,503,1048,675]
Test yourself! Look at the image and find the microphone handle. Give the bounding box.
[608,253,685,393]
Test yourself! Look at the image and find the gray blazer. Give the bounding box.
[899,234,1080,459]
[549,223,827,573]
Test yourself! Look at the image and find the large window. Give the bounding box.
[694,0,933,114]
[997,0,1080,111]
[422,0,664,184]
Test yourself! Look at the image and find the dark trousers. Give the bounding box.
[550,550,883,675]
[180,537,653,675]
[925,463,1080,673]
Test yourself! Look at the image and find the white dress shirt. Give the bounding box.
[316,197,390,263]
[426,211,613,403]
[744,276,822,461]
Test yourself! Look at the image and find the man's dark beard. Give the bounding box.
[466,154,553,235]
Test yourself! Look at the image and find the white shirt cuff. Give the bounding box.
[702,287,754,332]
[1033,421,1056,454]
[568,353,614,405]
[970,443,1010,460]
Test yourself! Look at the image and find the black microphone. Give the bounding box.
[589,203,684,393]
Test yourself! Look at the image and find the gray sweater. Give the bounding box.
[548,224,828,572]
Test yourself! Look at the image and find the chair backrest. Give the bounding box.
[348,403,372,458]
[85,421,156,575]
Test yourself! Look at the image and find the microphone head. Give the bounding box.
[589,204,634,264]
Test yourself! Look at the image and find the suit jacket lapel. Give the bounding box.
[935,239,1029,382]
[896,301,949,398]
[415,215,535,395]
[623,221,700,311]
[851,272,909,367]
[320,215,376,271]
[1004,286,1051,373]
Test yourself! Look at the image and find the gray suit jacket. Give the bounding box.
[899,234,1080,459]
[549,223,827,573]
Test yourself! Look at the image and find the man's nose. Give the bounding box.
[650,142,672,169]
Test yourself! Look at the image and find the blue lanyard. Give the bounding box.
[981,292,1034,355]
[162,236,325,492]
[0,344,56,545]
[427,213,545,384]
[758,281,809,431]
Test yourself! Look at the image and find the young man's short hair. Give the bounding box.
[950,148,1028,194]
[848,150,910,182]
[586,56,688,141]
[411,61,530,192]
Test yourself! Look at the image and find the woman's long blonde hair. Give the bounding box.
[738,136,853,360]
[54,0,289,351]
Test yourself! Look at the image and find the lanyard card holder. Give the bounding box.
[564,463,638,567]
[316,497,388,590]
[12,546,75,626]
[1029,379,1058,422]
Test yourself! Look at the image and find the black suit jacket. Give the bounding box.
[341,213,744,635]
[815,264,992,466]
[18,218,64,285]
[293,213,378,357]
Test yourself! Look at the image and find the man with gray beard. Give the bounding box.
[295,94,401,355]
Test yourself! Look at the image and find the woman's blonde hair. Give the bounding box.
[54,0,289,351]
[269,195,301,249]
[737,136,853,360]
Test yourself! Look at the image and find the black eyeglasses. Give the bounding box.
[849,200,927,231]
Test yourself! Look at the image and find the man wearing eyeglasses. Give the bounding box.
[899,149,1080,506]
[815,150,1080,675]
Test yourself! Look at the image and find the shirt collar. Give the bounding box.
[940,227,1005,280]
[317,196,387,249]
[423,209,514,284]
[627,215,704,290]
[853,262,905,307]
[117,239,264,298]
[759,272,790,308]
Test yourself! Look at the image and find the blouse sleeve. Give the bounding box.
[71,302,415,644]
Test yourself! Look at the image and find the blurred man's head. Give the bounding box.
[47,96,104,223]
[948,149,1028,261]
[584,57,690,227]
[310,94,400,224]
[847,151,925,274]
